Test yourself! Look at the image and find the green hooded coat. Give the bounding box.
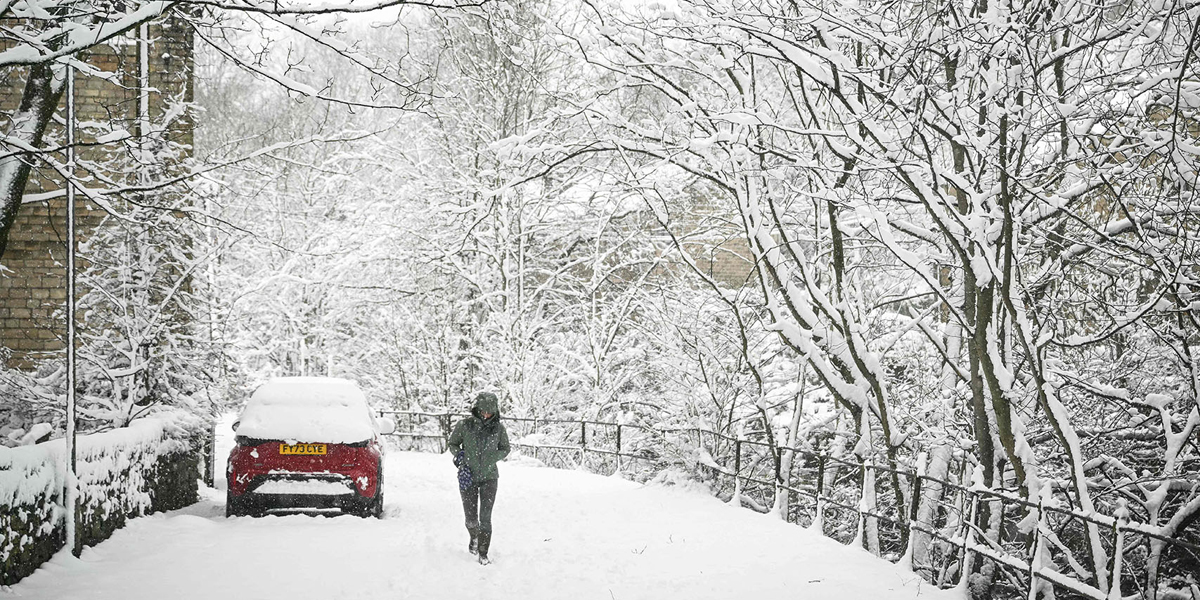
[448,392,511,482]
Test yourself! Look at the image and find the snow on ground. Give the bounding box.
[7,417,953,600]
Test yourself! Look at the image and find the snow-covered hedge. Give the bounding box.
[0,413,203,585]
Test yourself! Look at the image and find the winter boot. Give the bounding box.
[467,527,479,555]
[477,530,492,565]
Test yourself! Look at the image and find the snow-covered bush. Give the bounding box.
[0,361,64,448]
[0,411,203,585]
[1,78,213,440]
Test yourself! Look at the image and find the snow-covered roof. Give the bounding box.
[234,377,378,443]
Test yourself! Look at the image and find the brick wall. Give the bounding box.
[688,235,754,290]
[0,15,194,367]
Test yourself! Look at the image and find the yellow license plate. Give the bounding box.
[280,443,326,455]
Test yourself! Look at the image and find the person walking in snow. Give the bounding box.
[448,391,511,565]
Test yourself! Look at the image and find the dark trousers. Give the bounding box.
[460,478,498,533]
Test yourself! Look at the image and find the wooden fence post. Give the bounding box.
[909,473,922,526]
[532,418,539,463]
[899,470,922,570]
[1028,495,1045,600]
[580,421,588,468]
[616,424,623,474]
[956,487,980,592]
[811,454,827,534]
[816,454,826,496]
[854,460,871,551]
[1108,515,1126,600]
[734,439,742,491]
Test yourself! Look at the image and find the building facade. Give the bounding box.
[0,15,194,368]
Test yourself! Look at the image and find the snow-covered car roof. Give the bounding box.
[234,377,379,443]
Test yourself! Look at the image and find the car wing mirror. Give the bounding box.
[378,417,396,435]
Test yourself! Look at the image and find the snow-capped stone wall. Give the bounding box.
[0,413,202,585]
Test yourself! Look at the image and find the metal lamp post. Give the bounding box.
[63,59,80,558]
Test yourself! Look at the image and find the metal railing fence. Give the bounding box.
[381,410,1200,600]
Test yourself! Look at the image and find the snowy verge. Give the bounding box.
[0,411,205,586]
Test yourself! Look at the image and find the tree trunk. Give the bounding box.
[0,61,69,260]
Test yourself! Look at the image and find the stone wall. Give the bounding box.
[0,15,194,367]
[0,416,202,586]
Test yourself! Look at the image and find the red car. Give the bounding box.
[226,377,395,518]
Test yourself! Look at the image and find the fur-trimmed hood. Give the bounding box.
[471,392,501,424]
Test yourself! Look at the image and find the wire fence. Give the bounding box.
[381,410,1200,600]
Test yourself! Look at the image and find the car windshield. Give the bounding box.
[234,377,377,444]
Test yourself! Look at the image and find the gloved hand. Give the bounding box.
[454,450,473,491]
[458,464,473,491]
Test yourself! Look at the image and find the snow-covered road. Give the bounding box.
[10,432,952,600]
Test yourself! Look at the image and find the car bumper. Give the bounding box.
[232,472,379,509]
[234,491,376,513]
